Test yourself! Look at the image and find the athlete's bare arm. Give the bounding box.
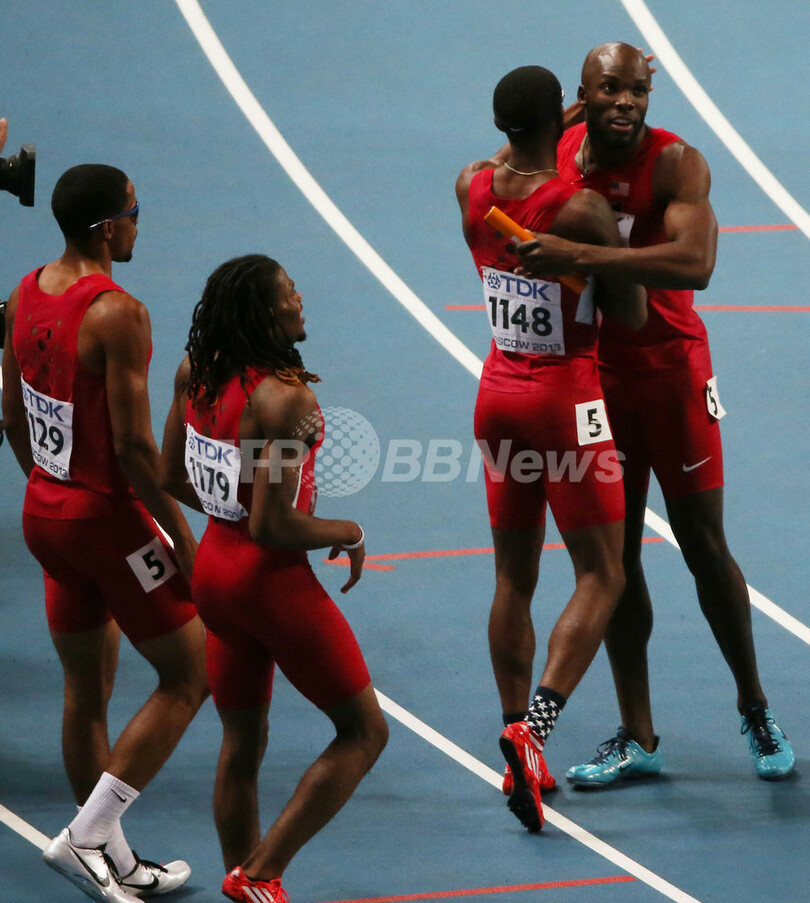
[247,376,365,593]
[83,291,198,578]
[455,161,500,247]
[548,188,647,328]
[1,286,35,476]
[516,142,718,290]
[160,356,205,514]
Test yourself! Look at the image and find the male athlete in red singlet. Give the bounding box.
[456,66,646,833]
[2,164,208,902]
[160,254,387,903]
[516,43,794,783]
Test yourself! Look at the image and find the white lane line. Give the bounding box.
[170,1,803,897]
[174,0,810,651]
[620,0,810,241]
[644,509,810,646]
[0,803,50,850]
[173,0,481,380]
[377,692,703,903]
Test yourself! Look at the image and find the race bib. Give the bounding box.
[20,376,74,481]
[185,423,247,521]
[482,267,564,356]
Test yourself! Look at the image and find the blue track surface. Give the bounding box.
[1,2,808,901]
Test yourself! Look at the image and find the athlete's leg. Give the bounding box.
[240,683,388,880]
[105,616,209,789]
[665,487,766,712]
[489,525,545,715]
[602,490,657,751]
[502,517,624,829]
[50,621,121,803]
[539,518,625,697]
[215,705,269,871]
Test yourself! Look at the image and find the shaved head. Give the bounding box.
[581,42,650,87]
[578,42,652,153]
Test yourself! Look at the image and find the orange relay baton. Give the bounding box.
[484,205,588,294]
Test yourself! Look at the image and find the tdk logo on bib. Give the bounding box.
[187,432,236,468]
[485,271,502,291]
[485,270,553,302]
[21,383,68,422]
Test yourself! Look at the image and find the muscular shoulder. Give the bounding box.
[456,159,495,200]
[4,283,21,320]
[80,291,151,370]
[551,188,621,247]
[654,140,711,203]
[249,374,318,441]
[84,290,150,335]
[173,355,192,395]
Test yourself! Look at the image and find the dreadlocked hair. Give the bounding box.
[186,254,320,407]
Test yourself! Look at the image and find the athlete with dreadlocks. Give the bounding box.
[161,254,388,903]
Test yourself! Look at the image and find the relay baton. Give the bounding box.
[484,206,588,294]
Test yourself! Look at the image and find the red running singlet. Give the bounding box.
[186,370,371,710]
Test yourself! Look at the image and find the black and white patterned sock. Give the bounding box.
[526,685,567,744]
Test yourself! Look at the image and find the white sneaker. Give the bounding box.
[43,828,141,902]
[115,853,192,897]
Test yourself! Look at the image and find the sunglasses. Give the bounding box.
[88,202,140,231]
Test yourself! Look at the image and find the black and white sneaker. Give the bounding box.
[43,828,141,902]
[113,852,192,898]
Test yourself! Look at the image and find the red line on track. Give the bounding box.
[325,537,664,569]
[445,304,810,313]
[695,304,810,312]
[718,223,797,232]
[317,875,636,903]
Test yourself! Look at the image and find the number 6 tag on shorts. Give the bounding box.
[575,399,612,446]
[126,537,178,593]
[705,376,726,420]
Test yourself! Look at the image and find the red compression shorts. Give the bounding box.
[192,522,371,711]
[22,500,196,644]
[599,341,724,499]
[474,369,625,533]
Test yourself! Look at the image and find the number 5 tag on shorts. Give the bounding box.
[575,399,612,446]
[705,376,726,420]
[126,537,177,593]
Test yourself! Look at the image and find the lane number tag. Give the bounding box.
[575,399,613,446]
[126,537,177,593]
[705,376,726,420]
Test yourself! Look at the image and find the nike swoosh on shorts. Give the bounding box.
[682,456,712,472]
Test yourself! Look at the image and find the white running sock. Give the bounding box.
[69,773,139,850]
[103,819,138,876]
[75,805,137,876]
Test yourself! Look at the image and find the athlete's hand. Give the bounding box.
[638,48,657,89]
[563,99,585,130]
[328,541,365,593]
[0,118,7,155]
[515,233,580,278]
